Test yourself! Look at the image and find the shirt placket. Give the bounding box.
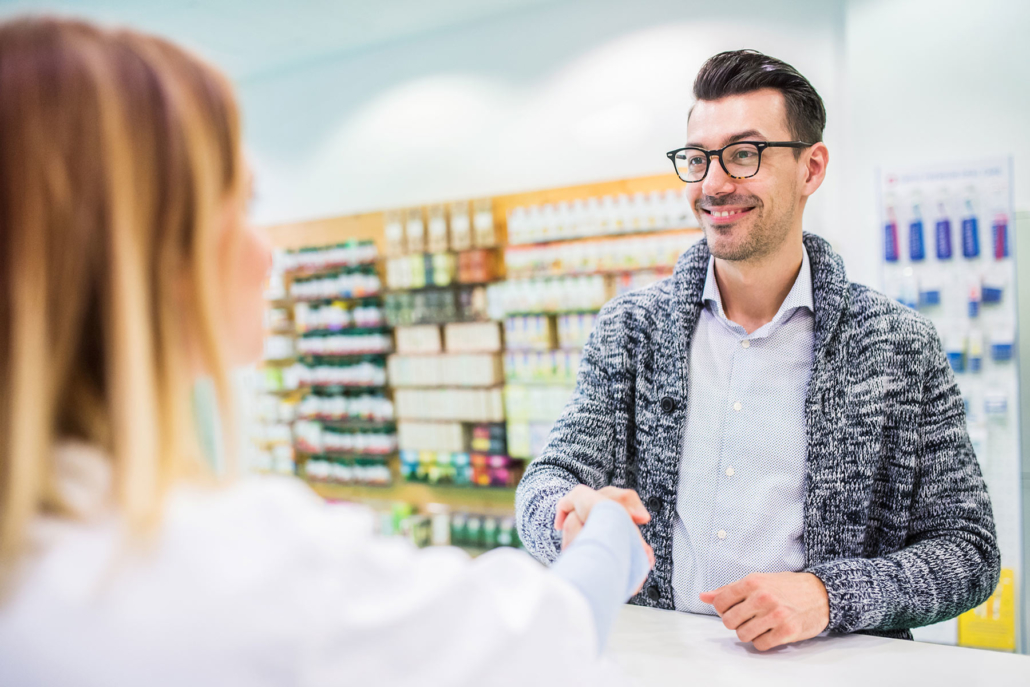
[709,325,750,590]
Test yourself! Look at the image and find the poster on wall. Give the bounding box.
[877,157,1019,650]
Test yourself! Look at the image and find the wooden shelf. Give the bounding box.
[310,481,517,513]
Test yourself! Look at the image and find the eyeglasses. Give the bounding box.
[666,141,813,183]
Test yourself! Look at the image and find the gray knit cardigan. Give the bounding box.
[515,233,1000,639]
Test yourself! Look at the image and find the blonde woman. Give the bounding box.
[0,16,654,687]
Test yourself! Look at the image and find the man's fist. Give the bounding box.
[699,572,830,651]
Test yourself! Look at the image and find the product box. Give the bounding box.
[444,321,503,353]
[387,353,504,388]
[394,325,442,354]
[458,249,497,284]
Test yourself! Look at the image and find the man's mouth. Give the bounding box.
[700,206,755,224]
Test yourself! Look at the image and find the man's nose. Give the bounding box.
[701,156,735,197]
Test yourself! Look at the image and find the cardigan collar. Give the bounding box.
[673,232,850,360]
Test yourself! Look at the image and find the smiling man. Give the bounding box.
[515,50,1000,650]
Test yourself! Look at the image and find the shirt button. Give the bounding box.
[741,340,751,349]
[647,496,662,513]
[725,467,735,477]
[646,585,661,602]
[717,530,727,540]
[660,396,677,414]
[732,401,742,412]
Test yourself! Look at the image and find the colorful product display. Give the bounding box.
[295,331,392,357]
[399,450,520,488]
[503,349,582,386]
[504,314,557,350]
[504,231,698,279]
[505,189,696,245]
[279,360,388,389]
[442,321,503,353]
[394,387,505,423]
[387,353,504,388]
[303,456,392,486]
[377,503,521,551]
[293,419,397,456]
[294,301,384,333]
[279,240,379,273]
[397,421,467,453]
[296,392,394,423]
[252,242,396,487]
[384,199,497,257]
[487,275,609,317]
[556,312,598,349]
[290,268,382,301]
[383,286,490,326]
[879,158,1021,649]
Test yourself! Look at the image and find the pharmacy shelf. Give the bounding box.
[293,292,384,303]
[507,226,700,248]
[384,280,496,294]
[310,480,517,513]
[307,419,396,431]
[297,449,395,460]
[298,326,390,337]
[284,262,378,279]
[298,352,392,362]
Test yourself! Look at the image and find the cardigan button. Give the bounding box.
[646,585,661,602]
[647,496,662,513]
[660,396,676,414]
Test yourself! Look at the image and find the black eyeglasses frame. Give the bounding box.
[665,141,814,183]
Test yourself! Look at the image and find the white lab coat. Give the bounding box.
[0,443,624,686]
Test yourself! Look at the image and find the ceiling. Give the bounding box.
[0,0,562,82]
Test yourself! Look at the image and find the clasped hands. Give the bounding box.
[554,485,830,651]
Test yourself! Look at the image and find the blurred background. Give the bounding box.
[3,0,1028,655]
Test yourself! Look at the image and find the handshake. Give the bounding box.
[553,485,656,595]
[553,485,831,652]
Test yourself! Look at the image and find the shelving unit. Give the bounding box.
[249,241,397,485]
[257,173,704,547]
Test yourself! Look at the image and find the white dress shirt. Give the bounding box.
[671,246,815,614]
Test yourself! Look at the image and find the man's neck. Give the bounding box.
[713,233,804,335]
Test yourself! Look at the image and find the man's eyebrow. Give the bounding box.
[685,129,767,148]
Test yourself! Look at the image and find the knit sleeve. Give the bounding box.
[515,304,626,564]
[808,327,1001,633]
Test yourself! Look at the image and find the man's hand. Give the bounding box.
[554,485,651,531]
[699,572,830,651]
[554,485,656,575]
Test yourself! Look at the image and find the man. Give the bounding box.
[515,49,999,651]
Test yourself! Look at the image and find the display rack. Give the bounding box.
[258,173,704,546]
[250,241,397,487]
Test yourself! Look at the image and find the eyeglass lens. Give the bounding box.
[674,143,761,182]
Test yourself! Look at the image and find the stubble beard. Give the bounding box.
[701,188,797,264]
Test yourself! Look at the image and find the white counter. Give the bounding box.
[606,605,1029,686]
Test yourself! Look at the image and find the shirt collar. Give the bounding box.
[701,244,814,323]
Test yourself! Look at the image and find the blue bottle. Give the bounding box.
[909,204,925,262]
[884,207,899,263]
[935,202,953,260]
[961,199,980,259]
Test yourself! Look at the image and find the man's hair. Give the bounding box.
[692,49,826,145]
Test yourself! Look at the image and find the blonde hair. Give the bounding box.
[0,17,243,576]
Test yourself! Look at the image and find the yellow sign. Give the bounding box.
[958,568,1017,652]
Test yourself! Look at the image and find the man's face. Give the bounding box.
[685,88,808,262]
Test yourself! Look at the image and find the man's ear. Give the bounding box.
[802,142,829,197]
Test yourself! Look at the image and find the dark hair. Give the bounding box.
[692,50,826,146]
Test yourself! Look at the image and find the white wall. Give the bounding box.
[241,0,846,249]
[841,0,1030,286]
